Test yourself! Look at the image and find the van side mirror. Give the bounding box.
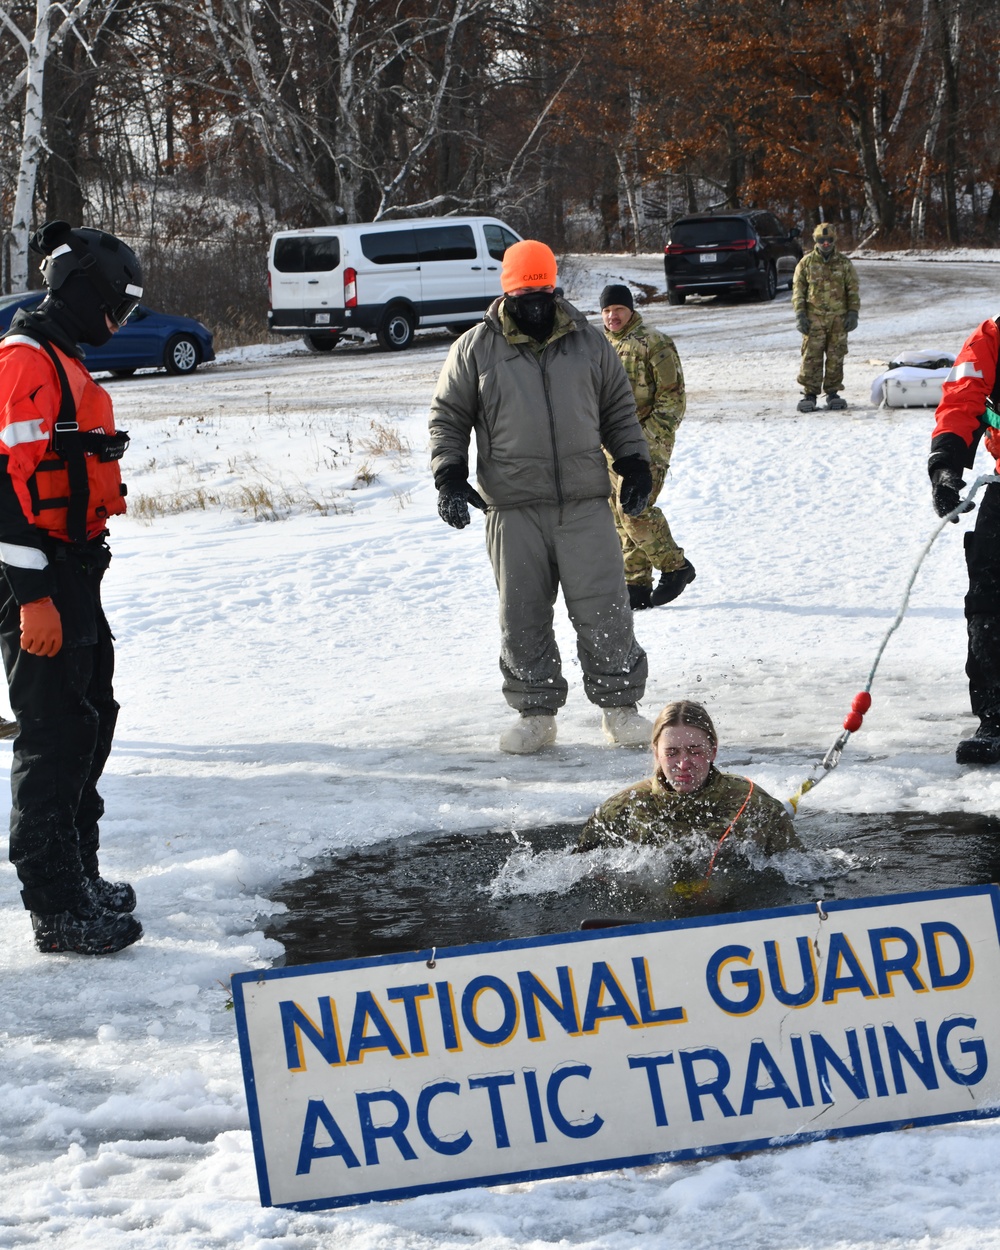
[789,226,802,239]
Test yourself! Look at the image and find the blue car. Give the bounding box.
[0,291,215,376]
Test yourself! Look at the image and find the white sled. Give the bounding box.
[870,350,956,408]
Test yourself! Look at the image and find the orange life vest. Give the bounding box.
[0,332,127,542]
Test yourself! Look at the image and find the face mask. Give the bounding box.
[507,290,556,341]
[48,274,113,346]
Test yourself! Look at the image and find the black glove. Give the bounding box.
[928,437,976,521]
[795,313,810,335]
[845,310,859,332]
[437,479,486,529]
[929,465,973,521]
[613,455,653,517]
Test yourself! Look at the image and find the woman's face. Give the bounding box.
[654,724,717,794]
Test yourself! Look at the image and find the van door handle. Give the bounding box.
[471,265,482,270]
[487,265,498,270]
[307,279,319,284]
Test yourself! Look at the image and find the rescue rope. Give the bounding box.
[786,472,1000,813]
[673,778,756,898]
[703,780,755,879]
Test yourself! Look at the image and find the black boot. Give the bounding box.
[628,583,653,611]
[87,876,137,913]
[651,559,696,606]
[956,720,1000,766]
[32,899,142,955]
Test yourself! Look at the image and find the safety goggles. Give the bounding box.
[106,287,142,326]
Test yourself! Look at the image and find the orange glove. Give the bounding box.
[20,598,63,657]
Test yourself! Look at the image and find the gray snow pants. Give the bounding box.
[485,499,648,714]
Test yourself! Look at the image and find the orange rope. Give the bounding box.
[703,779,755,881]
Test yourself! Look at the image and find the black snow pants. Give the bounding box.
[0,538,119,914]
[964,482,1000,723]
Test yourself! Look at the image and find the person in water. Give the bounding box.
[577,701,801,886]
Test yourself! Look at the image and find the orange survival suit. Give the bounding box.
[928,316,1000,746]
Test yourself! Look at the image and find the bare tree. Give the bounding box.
[2,0,124,289]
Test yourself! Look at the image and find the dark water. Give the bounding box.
[265,811,1000,967]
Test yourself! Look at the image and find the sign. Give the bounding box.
[232,886,1000,1211]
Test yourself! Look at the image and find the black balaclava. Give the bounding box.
[506,290,557,342]
[45,273,114,346]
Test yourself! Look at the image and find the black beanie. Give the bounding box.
[600,283,634,311]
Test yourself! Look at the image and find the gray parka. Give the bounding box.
[429,296,649,509]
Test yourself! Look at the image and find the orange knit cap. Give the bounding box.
[501,240,558,293]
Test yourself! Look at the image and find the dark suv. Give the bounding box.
[663,211,803,305]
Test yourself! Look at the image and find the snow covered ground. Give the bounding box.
[2,253,1000,1247]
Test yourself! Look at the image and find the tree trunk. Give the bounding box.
[986,163,1000,240]
[10,0,51,290]
[43,39,95,225]
[930,0,961,243]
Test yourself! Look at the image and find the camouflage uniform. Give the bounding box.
[792,240,860,396]
[605,313,686,585]
[578,767,800,861]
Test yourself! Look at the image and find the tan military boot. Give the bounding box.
[499,714,557,754]
[601,705,654,747]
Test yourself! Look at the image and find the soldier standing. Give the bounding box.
[430,242,655,754]
[792,224,860,412]
[601,284,695,610]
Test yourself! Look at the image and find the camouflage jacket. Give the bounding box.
[577,767,800,857]
[605,313,685,464]
[792,249,860,317]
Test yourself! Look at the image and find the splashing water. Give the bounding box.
[266,811,1000,967]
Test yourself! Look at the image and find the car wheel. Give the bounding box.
[754,264,777,302]
[303,332,341,353]
[164,334,201,374]
[667,288,685,306]
[376,305,415,351]
[111,368,136,378]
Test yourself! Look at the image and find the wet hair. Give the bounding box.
[650,700,718,750]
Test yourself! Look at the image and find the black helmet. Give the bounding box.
[31,220,143,325]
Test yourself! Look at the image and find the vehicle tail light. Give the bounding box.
[344,267,357,308]
[267,271,272,310]
[664,239,756,254]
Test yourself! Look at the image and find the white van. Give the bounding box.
[267,215,522,352]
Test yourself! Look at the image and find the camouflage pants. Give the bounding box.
[798,314,848,395]
[609,459,684,587]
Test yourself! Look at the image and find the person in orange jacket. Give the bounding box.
[0,220,144,953]
[928,315,1000,765]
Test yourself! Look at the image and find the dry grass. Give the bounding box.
[130,479,354,521]
[129,488,221,519]
[359,418,410,458]
[128,404,415,521]
[353,460,379,487]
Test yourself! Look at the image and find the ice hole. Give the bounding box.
[265,811,1000,967]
